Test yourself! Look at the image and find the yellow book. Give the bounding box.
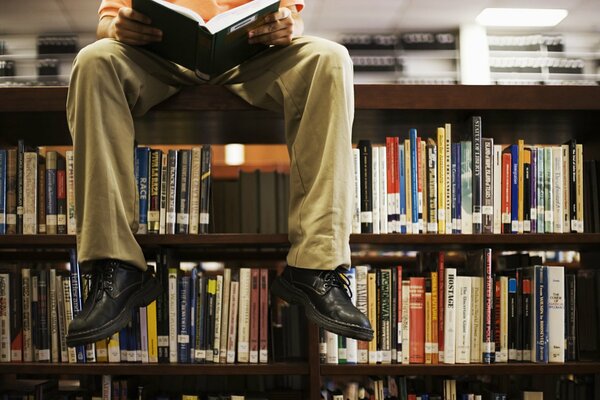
[437,127,446,234]
[107,332,120,363]
[94,338,108,363]
[182,396,199,400]
[425,287,432,364]
[367,272,377,364]
[147,299,159,363]
[404,139,412,234]
[430,271,439,364]
[444,123,453,232]
[518,139,525,233]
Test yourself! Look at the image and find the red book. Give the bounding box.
[259,268,269,364]
[502,152,512,233]
[437,252,445,360]
[409,277,425,364]
[386,137,399,232]
[249,268,260,363]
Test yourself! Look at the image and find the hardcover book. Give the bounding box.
[133,0,281,80]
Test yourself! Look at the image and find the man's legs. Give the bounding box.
[212,36,373,340]
[65,38,200,346]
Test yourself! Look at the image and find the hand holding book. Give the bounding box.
[104,7,163,46]
[248,7,295,46]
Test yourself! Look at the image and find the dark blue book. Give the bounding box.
[119,326,129,362]
[0,149,6,234]
[510,144,519,233]
[68,249,86,363]
[178,273,191,363]
[45,151,57,234]
[195,275,206,363]
[398,144,407,234]
[451,143,461,234]
[133,308,142,362]
[37,269,50,362]
[534,265,548,363]
[471,116,483,234]
[409,128,419,233]
[156,250,170,363]
[135,147,151,234]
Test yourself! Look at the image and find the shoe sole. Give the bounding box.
[66,278,162,348]
[271,276,374,342]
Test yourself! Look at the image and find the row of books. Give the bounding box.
[319,250,580,365]
[322,374,591,400]
[353,118,586,235]
[0,250,306,364]
[0,144,213,236]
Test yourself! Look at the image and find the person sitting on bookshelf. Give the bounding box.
[65,0,374,347]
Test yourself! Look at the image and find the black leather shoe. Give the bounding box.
[66,259,161,347]
[271,265,374,341]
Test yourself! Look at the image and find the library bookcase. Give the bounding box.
[1,84,600,400]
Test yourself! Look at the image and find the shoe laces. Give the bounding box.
[322,269,352,299]
[91,262,116,299]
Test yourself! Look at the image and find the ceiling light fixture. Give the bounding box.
[476,8,568,27]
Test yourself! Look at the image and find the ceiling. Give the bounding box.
[1,0,600,37]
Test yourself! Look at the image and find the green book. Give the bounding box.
[132,0,280,79]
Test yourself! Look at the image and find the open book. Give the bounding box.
[132,0,280,79]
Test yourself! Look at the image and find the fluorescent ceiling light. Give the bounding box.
[476,8,568,27]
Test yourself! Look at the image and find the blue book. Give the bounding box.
[510,144,519,233]
[45,151,57,234]
[409,128,419,232]
[398,144,406,234]
[68,249,86,363]
[536,148,545,232]
[0,149,6,234]
[119,326,129,362]
[471,116,483,234]
[135,147,150,234]
[178,274,191,363]
[535,265,548,363]
[451,143,461,234]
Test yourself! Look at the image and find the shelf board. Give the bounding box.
[2,85,600,113]
[0,233,599,252]
[320,362,600,376]
[0,362,309,376]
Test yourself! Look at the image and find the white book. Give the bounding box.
[219,268,232,364]
[379,145,388,234]
[107,332,121,363]
[499,276,508,363]
[22,268,33,362]
[61,277,77,363]
[372,146,380,234]
[237,268,251,363]
[102,375,111,400]
[547,266,565,363]
[66,150,76,235]
[401,280,410,364]
[493,145,502,234]
[469,276,483,363]
[354,265,368,364]
[0,274,10,362]
[443,268,457,364]
[23,151,37,234]
[168,269,178,363]
[226,280,240,364]
[352,148,361,234]
[325,330,338,364]
[345,268,358,364]
[213,274,224,363]
[552,146,563,233]
[455,276,471,364]
[49,269,59,363]
[188,147,201,234]
[445,123,452,232]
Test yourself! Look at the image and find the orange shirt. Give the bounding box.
[99,0,304,21]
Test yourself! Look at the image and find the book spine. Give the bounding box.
[249,269,259,363]
[534,266,548,363]
[499,276,508,362]
[259,269,268,364]
[325,330,338,364]
[212,274,223,363]
[367,272,377,364]
[168,267,178,363]
[219,268,232,364]
[427,139,438,233]
[188,147,201,235]
[536,148,545,232]
[0,273,10,361]
[159,151,168,234]
[521,272,532,362]
[147,297,158,363]
[451,144,461,233]
[419,139,426,233]
[565,273,576,361]
[543,147,553,233]
[36,151,46,234]
[409,130,419,233]
[444,123,452,231]
[69,251,86,363]
[65,150,76,235]
[566,140,577,232]
[562,144,570,233]
[56,155,67,234]
[380,269,391,364]
[0,150,5,231]
[226,280,239,364]
[371,146,380,234]
[575,144,583,232]
[139,305,149,363]
[437,253,445,361]
[352,148,361,234]
[5,149,17,235]
[54,276,67,362]
[237,268,251,363]
[45,151,57,234]
[401,279,410,364]
[404,139,412,234]
[455,276,471,364]
[443,268,456,364]
[355,265,369,363]
[135,147,150,234]
[460,141,472,234]
[23,151,37,234]
[188,268,198,363]
[508,277,518,362]
[469,276,482,364]
[386,137,400,233]
[530,148,537,233]
[61,277,77,363]
[493,145,502,234]
[156,251,168,362]
[148,149,162,234]
[437,127,446,234]
[482,248,494,363]
[509,144,519,233]
[379,146,388,233]
[175,149,191,234]
[199,145,212,234]
[471,116,483,233]
[166,150,178,235]
[16,140,24,234]
[552,147,563,234]
[517,139,525,233]
[8,269,22,362]
[22,269,33,362]
[430,271,438,364]
[424,278,432,364]
[358,140,373,233]
[49,269,59,363]
[547,266,565,363]
[395,266,403,362]
[482,138,494,233]
[195,275,206,363]
[523,149,531,233]
[177,274,190,363]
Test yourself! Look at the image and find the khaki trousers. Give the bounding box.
[66,36,354,271]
